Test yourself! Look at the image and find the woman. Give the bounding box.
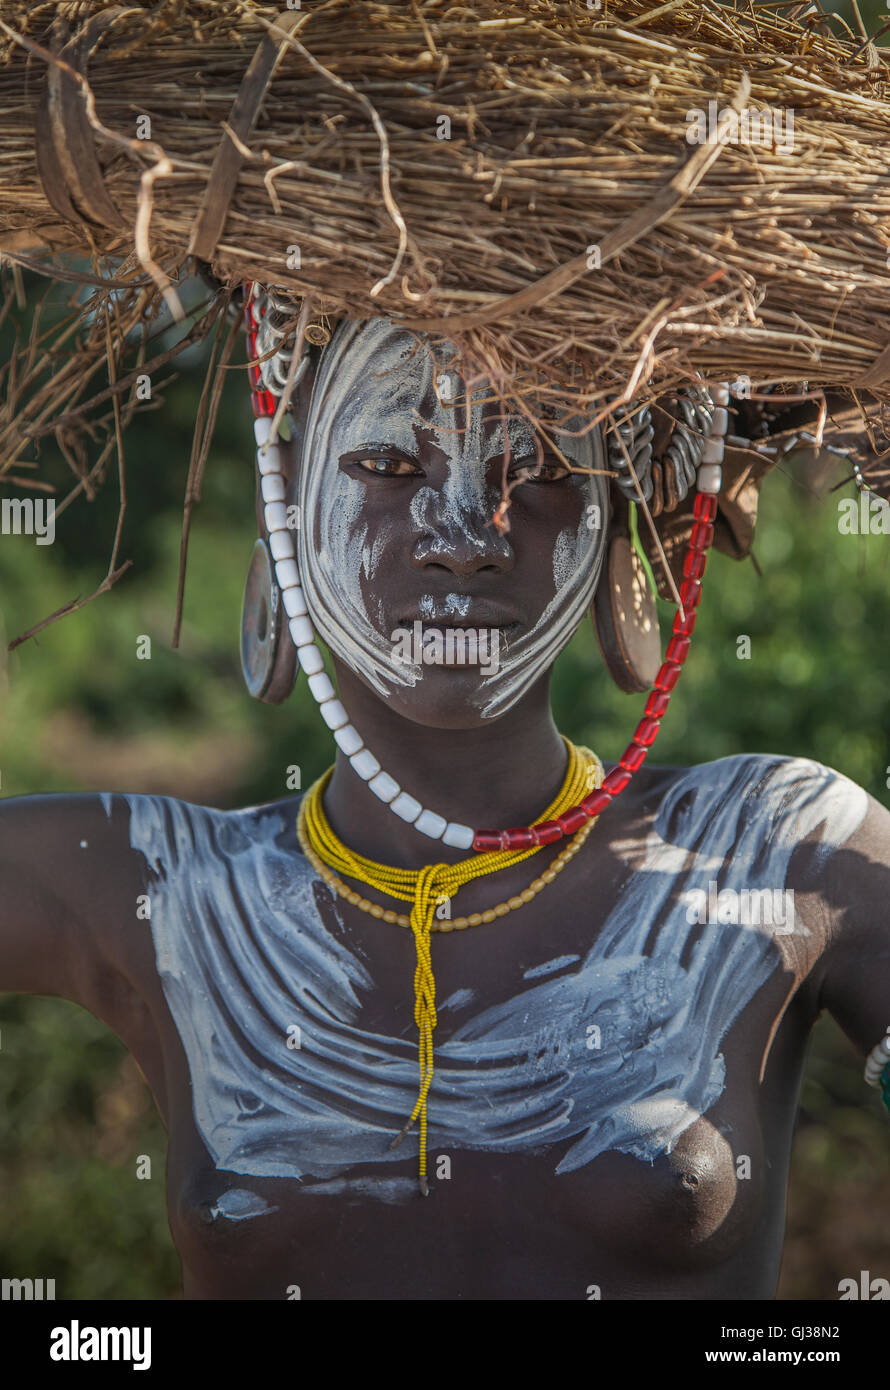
[2,284,889,1301]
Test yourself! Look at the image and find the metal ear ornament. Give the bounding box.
[240,537,298,703]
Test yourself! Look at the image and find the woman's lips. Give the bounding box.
[388,614,517,676]
[396,619,522,646]
[397,608,522,628]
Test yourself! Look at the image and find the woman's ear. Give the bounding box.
[590,488,661,693]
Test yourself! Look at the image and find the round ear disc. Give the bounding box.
[591,526,661,694]
[241,538,298,703]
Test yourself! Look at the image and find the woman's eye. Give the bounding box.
[508,458,571,484]
[352,456,420,477]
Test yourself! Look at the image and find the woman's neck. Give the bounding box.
[321,665,569,867]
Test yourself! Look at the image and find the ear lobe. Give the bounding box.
[241,537,299,703]
[590,490,661,693]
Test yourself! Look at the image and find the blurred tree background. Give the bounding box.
[1,0,889,1301]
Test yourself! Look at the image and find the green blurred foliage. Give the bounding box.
[0,996,175,1300]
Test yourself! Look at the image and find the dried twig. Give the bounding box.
[6,563,133,653]
[172,296,239,648]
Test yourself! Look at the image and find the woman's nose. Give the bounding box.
[409,485,514,576]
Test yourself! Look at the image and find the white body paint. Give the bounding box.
[206,1189,279,1222]
[115,755,866,1190]
[524,954,582,981]
[298,319,609,718]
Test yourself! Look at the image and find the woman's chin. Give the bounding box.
[383,681,497,733]
[375,671,505,730]
[329,653,541,731]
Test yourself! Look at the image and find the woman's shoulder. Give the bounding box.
[625,751,870,851]
[94,789,308,875]
[640,748,864,791]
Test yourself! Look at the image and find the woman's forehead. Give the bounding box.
[312,318,591,462]
[314,319,455,417]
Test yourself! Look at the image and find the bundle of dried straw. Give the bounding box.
[1,0,889,412]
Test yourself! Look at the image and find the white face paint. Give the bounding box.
[298,319,609,718]
[116,754,868,1192]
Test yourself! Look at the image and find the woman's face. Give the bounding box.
[297,319,609,727]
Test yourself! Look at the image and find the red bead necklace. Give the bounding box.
[472,491,717,852]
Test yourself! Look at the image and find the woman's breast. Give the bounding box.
[167,1098,772,1299]
[160,897,795,1297]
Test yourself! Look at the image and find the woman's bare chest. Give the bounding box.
[116,752,864,1296]
[153,846,798,1185]
[156,860,802,1298]
[161,938,805,1301]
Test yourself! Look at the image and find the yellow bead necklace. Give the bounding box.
[298,810,596,930]
[297,738,603,1194]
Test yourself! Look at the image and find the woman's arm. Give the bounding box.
[1,789,170,1125]
[0,793,138,1003]
[810,791,890,1064]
